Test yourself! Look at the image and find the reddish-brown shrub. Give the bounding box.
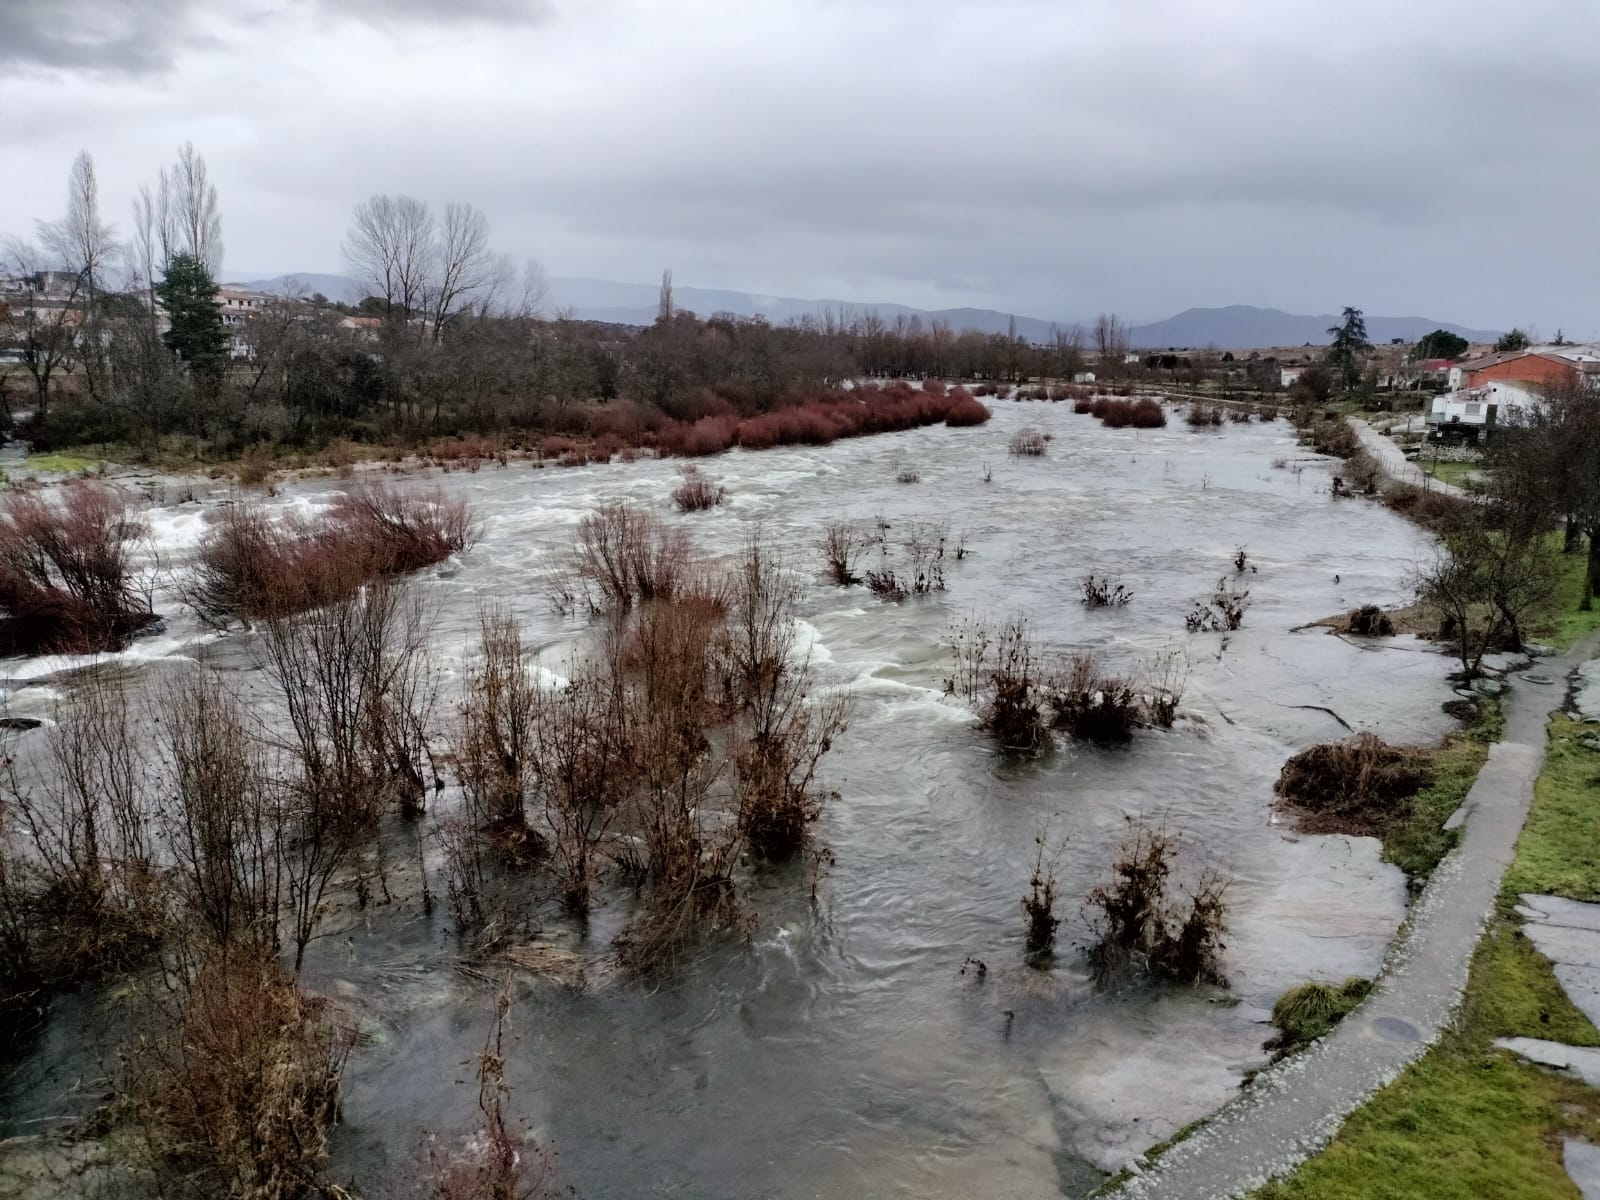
[1099,399,1134,428]
[539,435,582,460]
[187,483,476,625]
[944,393,993,427]
[1129,398,1167,428]
[922,378,947,396]
[590,433,626,463]
[0,482,153,654]
[658,415,739,457]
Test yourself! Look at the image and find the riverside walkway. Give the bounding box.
[1112,631,1600,1200]
[1349,418,1466,498]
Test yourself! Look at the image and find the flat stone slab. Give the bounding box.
[1520,894,1600,934]
[1575,661,1600,722]
[1554,964,1600,1031]
[1496,1038,1600,1089]
[1567,1139,1600,1200]
[1520,921,1600,971]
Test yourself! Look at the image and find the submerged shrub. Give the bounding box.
[1023,831,1063,960]
[672,465,726,512]
[1185,404,1224,427]
[943,391,992,427]
[187,483,475,625]
[1047,652,1143,745]
[560,501,693,614]
[1128,397,1167,428]
[1086,821,1229,987]
[124,950,355,1200]
[862,519,949,602]
[1008,427,1047,457]
[818,519,875,586]
[981,618,1048,753]
[0,482,153,654]
[1185,576,1250,632]
[1098,399,1135,428]
[1082,573,1133,607]
[427,988,560,1200]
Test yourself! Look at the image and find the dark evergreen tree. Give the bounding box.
[157,253,227,378]
[1495,327,1532,353]
[1324,306,1370,391]
[1414,329,1468,360]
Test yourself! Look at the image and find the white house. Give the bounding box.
[1427,380,1541,442]
[1280,367,1304,387]
[1073,371,1096,384]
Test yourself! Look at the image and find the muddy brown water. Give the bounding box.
[0,400,1456,1198]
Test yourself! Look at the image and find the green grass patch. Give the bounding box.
[1251,725,1600,1199]
[1417,458,1478,488]
[1268,978,1373,1052]
[1538,547,1600,651]
[1503,717,1600,903]
[22,452,100,475]
[1381,705,1499,879]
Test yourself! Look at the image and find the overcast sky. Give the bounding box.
[3,0,1596,332]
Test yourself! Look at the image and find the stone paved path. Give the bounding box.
[1110,634,1600,1199]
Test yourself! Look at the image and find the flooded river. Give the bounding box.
[0,399,1455,1198]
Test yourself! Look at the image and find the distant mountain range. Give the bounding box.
[233,273,1503,349]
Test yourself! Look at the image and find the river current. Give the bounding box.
[0,399,1453,1198]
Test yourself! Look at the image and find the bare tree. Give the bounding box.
[343,194,435,322]
[39,151,117,300]
[1094,313,1129,371]
[3,153,121,414]
[425,202,502,337]
[1051,323,1085,380]
[159,141,224,276]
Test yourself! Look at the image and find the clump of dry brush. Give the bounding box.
[1085,820,1229,986]
[472,509,851,970]
[817,517,953,602]
[186,480,476,625]
[944,617,1188,752]
[1081,574,1132,608]
[426,986,562,1200]
[1008,427,1048,457]
[1022,826,1065,960]
[1274,732,1432,837]
[672,465,725,512]
[0,656,400,1196]
[1186,576,1251,632]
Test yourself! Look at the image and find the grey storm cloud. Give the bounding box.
[0,0,196,74]
[321,0,553,27]
[1,0,1599,334]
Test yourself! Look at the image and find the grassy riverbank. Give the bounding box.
[1254,717,1600,1200]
